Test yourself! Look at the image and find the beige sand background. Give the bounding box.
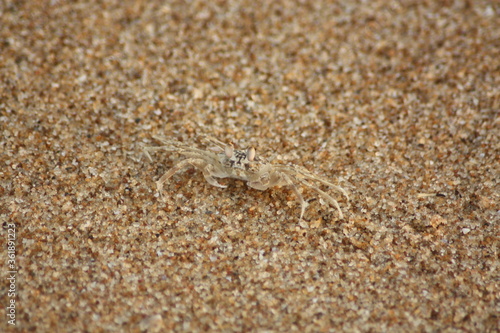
[1,0,499,332]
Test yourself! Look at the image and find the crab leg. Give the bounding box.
[281,173,308,220]
[201,135,228,150]
[147,138,222,167]
[153,136,216,157]
[296,177,345,219]
[274,165,349,201]
[156,159,193,195]
[190,161,227,188]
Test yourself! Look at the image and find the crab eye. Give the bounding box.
[225,143,234,158]
[247,147,256,161]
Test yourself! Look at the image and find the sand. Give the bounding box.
[1,0,499,332]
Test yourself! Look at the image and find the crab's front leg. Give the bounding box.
[297,178,344,219]
[157,159,196,195]
[280,173,308,220]
[156,158,227,197]
[197,162,227,188]
[248,171,308,220]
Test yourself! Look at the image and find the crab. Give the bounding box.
[144,136,349,220]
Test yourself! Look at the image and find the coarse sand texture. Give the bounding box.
[1,1,498,332]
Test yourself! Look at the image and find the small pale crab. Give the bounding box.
[144,136,349,220]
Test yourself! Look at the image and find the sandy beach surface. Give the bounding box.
[1,0,498,331]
